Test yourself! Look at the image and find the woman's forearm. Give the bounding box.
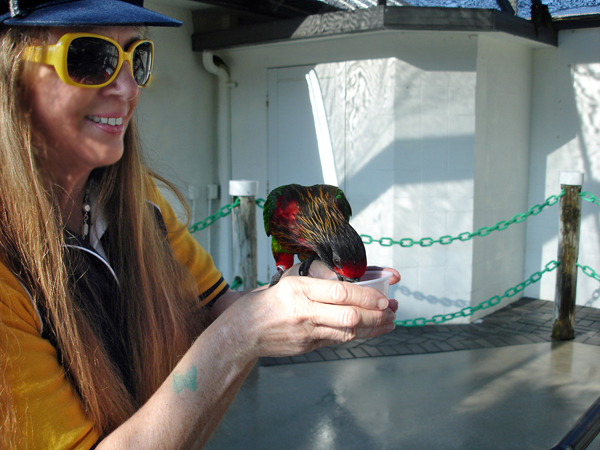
[96,269,396,449]
[96,308,255,449]
[210,289,246,318]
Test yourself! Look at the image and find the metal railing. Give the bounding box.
[551,394,600,450]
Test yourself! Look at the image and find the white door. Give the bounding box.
[267,65,345,194]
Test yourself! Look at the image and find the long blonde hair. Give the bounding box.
[0,26,207,442]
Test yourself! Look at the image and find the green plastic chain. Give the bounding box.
[362,191,565,249]
[577,263,600,283]
[189,198,265,234]
[188,198,241,234]
[395,260,560,327]
[190,190,600,237]
[580,191,600,206]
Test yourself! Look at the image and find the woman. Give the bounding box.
[0,1,399,448]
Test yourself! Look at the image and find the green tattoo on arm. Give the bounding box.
[173,365,198,394]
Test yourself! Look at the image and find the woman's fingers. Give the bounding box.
[306,300,396,330]
[288,276,390,311]
[366,266,401,285]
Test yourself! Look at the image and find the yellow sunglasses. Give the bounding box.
[24,32,154,88]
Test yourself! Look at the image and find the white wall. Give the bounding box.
[471,35,533,318]
[139,2,600,313]
[218,30,539,321]
[137,1,220,255]
[525,28,600,307]
[392,36,478,322]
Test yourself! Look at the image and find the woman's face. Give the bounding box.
[29,27,142,183]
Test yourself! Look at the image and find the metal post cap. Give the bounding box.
[229,180,259,197]
[559,171,584,186]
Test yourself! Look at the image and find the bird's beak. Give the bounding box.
[337,274,360,283]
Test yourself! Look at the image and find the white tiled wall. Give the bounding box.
[471,36,533,319]
[526,29,600,307]
[223,30,549,322]
[391,41,478,322]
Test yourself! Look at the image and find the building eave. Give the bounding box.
[192,6,558,51]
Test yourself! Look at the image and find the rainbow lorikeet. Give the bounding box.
[263,183,367,286]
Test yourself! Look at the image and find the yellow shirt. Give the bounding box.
[0,188,228,449]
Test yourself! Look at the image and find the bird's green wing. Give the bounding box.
[263,187,280,236]
[333,187,353,220]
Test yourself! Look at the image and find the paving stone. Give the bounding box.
[379,346,401,356]
[362,346,384,357]
[434,341,455,352]
[291,354,309,363]
[318,348,340,361]
[523,334,549,344]
[349,348,371,358]
[420,342,443,353]
[446,340,470,351]
[263,299,600,366]
[464,340,487,350]
[583,336,600,345]
[512,335,536,345]
[334,349,355,360]
[405,344,428,354]
[304,351,325,362]
[391,344,414,355]
[486,336,513,347]
[366,336,389,346]
[422,332,454,342]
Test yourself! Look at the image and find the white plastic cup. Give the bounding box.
[330,270,392,297]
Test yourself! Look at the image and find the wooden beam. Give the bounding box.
[186,0,340,19]
[552,173,584,341]
[496,0,516,15]
[192,6,558,51]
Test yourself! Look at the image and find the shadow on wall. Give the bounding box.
[396,284,469,309]
[526,38,600,305]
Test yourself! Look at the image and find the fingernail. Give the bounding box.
[378,298,388,309]
[385,321,395,332]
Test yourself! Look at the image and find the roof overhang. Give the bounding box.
[191,6,558,51]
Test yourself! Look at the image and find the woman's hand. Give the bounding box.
[281,260,400,312]
[366,265,401,286]
[224,265,398,359]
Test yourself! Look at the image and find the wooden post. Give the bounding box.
[552,171,584,340]
[230,180,258,291]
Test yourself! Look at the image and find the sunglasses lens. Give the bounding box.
[67,37,119,86]
[132,42,152,86]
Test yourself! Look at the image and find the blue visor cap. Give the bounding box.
[0,0,182,27]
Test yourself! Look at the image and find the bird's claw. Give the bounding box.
[269,266,286,287]
[299,255,318,277]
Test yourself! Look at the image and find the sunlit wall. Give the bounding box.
[219,31,539,322]
[525,28,600,307]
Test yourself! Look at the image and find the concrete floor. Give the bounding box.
[206,342,600,450]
